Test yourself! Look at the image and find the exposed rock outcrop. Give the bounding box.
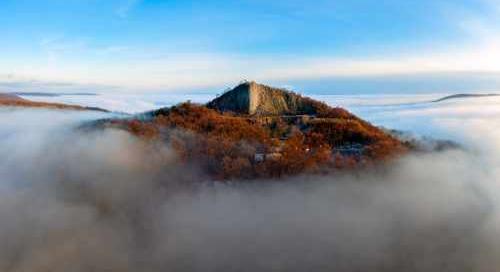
[207,81,327,116]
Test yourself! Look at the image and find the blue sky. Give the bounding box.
[1,0,500,93]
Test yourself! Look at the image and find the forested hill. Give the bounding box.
[98,82,407,180]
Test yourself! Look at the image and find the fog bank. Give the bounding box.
[1,105,500,271]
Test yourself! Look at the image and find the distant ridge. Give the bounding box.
[13,92,97,97]
[0,93,27,102]
[433,93,500,102]
[0,93,108,112]
[207,81,330,116]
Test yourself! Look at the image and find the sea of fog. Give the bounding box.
[20,91,500,142]
[20,92,439,114]
[2,94,500,271]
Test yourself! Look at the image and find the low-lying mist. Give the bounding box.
[1,103,500,272]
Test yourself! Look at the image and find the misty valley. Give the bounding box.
[6,0,500,270]
[1,83,500,271]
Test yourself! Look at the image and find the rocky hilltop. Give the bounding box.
[207,81,328,116]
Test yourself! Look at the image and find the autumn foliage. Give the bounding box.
[0,90,405,180]
[103,102,406,180]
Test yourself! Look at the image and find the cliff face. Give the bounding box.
[207,81,322,116]
[206,83,252,114]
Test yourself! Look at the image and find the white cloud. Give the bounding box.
[4,1,500,92]
[2,94,500,271]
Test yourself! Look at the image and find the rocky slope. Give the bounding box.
[207,81,333,116]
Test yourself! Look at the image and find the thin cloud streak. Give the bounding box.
[6,46,500,92]
[3,1,500,92]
